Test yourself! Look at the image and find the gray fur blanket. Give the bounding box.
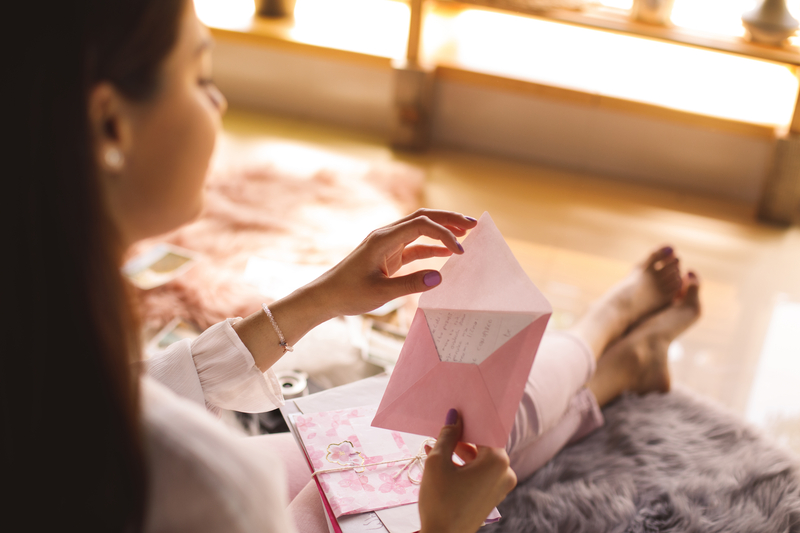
[487,387,800,533]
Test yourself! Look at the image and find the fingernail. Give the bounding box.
[445,408,457,426]
[423,271,441,287]
[688,271,696,279]
[465,216,477,222]
[663,246,673,255]
[457,243,464,253]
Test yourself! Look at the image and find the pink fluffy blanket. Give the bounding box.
[131,148,423,333]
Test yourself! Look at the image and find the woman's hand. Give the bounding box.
[418,410,517,533]
[311,209,478,318]
[233,210,476,373]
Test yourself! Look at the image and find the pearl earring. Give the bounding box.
[104,147,125,170]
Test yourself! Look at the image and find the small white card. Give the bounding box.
[243,256,329,301]
[123,243,198,290]
[145,317,201,359]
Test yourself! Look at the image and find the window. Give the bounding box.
[197,0,800,128]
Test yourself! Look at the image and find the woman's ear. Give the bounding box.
[87,82,134,176]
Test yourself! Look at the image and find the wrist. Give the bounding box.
[233,282,339,373]
[279,278,339,328]
[301,269,348,319]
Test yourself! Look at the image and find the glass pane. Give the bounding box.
[671,0,757,36]
[598,0,633,9]
[423,6,798,127]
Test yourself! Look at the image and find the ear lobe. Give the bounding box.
[88,82,132,174]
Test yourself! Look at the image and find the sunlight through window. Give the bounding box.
[291,0,410,58]
[195,0,255,29]
[423,6,798,127]
[598,0,632,9]
[746,299,800,432]
[197,0,800,127]
[671,0,755,37]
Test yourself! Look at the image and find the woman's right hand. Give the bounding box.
[418,409,517,533]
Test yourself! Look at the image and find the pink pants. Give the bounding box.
[255,331,604,532]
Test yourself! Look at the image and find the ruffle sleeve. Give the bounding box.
[147,318,284,415]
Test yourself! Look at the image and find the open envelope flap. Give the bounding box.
[374,309,440,419]
[372,309,537,447]
[420,212,551,315]
[372,363,509,447]
[478,313,550,436]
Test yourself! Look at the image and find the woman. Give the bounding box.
[4,0,700,531]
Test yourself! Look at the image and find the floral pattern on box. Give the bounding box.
[292,406,424,517]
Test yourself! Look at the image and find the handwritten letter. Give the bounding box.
[423,310,533,364]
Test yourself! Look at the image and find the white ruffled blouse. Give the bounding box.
[142,318,297,533]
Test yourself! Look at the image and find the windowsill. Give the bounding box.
[197,0,799,137]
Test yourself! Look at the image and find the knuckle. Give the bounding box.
[502,470,517,493]
[404,275,419,294]
[487,450,510,471]
[424,451,444,468]
[497,451,511,469]
[415,215,433,226]
[367,228,387,242]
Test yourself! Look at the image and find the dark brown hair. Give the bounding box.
[3,0,185,529]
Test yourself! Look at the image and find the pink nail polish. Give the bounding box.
[423,271,441,287]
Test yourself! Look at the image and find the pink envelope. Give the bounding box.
[371,212,552,448]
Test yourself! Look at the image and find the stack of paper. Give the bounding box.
[282,377,500,533]
[291,405,425,517]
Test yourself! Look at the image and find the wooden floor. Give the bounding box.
[222,108,800,456]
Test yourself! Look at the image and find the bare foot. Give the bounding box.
[569,246,683,358]
[587,273,701,407]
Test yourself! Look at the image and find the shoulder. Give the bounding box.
[140,377,296,533]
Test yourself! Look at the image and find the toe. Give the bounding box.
[657,255,679,270]
[661,278,683,296]
[657,260,682,294]
[682,272,700,305]
[657,258,680,277]
[644,245,675,270]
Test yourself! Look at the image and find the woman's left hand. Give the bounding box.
[311,209,478,317]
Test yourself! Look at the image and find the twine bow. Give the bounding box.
[311,438,437,485]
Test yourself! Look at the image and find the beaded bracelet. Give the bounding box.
[261,303,294,353]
